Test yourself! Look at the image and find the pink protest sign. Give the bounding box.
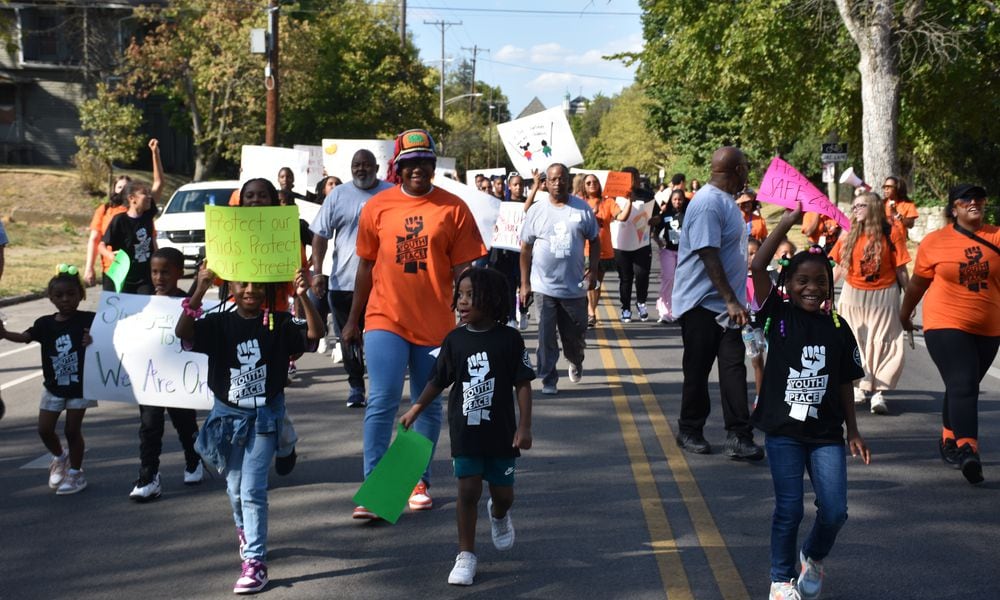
[757,157,851,232]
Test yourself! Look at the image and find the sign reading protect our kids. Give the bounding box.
[83,292,219,409]
[204,205,301,282]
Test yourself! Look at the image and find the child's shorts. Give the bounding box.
[39,391,97,413]
[453,455,516,486]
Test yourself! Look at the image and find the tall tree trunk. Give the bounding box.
[835,0,900,187]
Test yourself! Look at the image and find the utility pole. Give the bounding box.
[399,0,406,50]
[265,0,280,146]
[424,19,461,121]
[461,45,489,110]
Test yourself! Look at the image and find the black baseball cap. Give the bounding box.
[948,183,987,201]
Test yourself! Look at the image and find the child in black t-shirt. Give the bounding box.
[0,267,96,495]
[749,203,871,600]
[175,262,323,595]
[401,267,535,587]
[128,248,203,502]
[99,180,157,294]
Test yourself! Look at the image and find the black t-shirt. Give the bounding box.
[28,311,97,398]
[750,287,865,442]
[431,325,536,457]
[102,209,156,291]
[191,310,307,409]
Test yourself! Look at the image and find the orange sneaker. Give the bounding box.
[408,481,433,510]
[353,505,377,520]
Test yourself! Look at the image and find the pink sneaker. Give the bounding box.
[233,559,268,594]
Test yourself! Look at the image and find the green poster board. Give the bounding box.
[105,250,131,293]
[353,425,434,524]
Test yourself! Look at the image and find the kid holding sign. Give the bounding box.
[176,263,323,594]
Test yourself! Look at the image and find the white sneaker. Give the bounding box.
[447,551,477,586]
[621,308,632,323]
[769,580,801,600]
[48,454,68,489]
[332,342,344,364]
[797,550,824,600]
[317,337,328,354]
[184,462,205,485]
[853,387,867,404]
[568,363,582,383]
[637,303,649,321]
[541,384,558,395]
[488,498,515,551]
[129,473,162,501]
[56,470,88,495]
[870,391,888,415]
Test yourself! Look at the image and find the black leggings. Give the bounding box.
[614,245,652,309]
[924,329,1000,441]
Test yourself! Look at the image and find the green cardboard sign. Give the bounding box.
[204,205,301,282]
[105,250,131,293]
[353,425,434,524]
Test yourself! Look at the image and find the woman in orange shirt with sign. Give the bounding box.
[829,192,910,415]
[582,174,619,327]
[901,184,1000,485]
[342,129,487,519]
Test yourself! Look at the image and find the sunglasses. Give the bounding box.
[955,196,988,206]
[882,184,897,189]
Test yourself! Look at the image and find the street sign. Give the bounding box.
[821,142,848,162]
[822,162,835,182]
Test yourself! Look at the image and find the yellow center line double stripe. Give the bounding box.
[597,303,750,600]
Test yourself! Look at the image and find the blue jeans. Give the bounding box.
[765,435,848,582]
[198,398,283,563]
[363,330,442,482]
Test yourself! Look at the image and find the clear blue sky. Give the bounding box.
[407,0,642,117]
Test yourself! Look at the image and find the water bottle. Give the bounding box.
[742,324,764,358]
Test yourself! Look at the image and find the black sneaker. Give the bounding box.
[939,438,961,468]
[676,432,712,454]
[275,448,297,476]
[0,396,5,421]
[956,444,984,484]
[724,432,765,461]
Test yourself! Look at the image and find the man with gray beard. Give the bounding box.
[311,149,393,408]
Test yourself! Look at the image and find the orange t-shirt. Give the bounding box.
[885,199,918,229]
[745,213,768,242]
[356,185,487,347]
[90,204,128,270]
[913,224,1000,335]
[801,212,841,245]
[830,222,910,290]
[586,197,616,260]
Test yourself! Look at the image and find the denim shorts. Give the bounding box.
[453,455,517,486]
[39,390,97,412]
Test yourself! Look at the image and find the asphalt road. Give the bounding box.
[1,268,998,600]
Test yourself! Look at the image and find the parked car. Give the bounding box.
[155,180,239,268]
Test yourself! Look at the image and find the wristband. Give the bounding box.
[181,297,204,319]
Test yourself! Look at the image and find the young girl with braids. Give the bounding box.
[749,203,871,600]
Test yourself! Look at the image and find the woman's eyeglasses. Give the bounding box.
[851,203,868,211]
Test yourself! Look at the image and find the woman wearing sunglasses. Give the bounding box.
[901,184,1000,485]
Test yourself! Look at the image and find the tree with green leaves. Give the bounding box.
[584,86,669,175]
[438,59,511,174]
[74,82,144,194]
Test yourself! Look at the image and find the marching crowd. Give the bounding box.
[0,129,997,599]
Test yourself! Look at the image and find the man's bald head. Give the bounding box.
[708,146,749,195]
[351,149,379,189]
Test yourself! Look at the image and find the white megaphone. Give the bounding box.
[838,167,870,191]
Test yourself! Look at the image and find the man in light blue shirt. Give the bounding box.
[520,163,600,394]
[672,146,763,460]
[310,149,392,408]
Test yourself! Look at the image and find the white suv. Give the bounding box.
[155,180,239,267]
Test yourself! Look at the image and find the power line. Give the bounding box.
[394,4,641,16]
[480,57,635,82]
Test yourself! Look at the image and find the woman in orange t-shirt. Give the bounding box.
[882,176,918,235]
[341,129,487,517]
[736,188,768,242]
[582,174,618,326]
[830,192,910,415]
[901,183,1000,484]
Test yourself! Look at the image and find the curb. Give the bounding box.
[0,292,45,307]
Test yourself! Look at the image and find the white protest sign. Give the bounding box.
[240,145,311,196]
[465,168,507,187]
[437,157,458,180]
[84,292,221,409]
[295,199,334,272]
[610,199,655,252]
[497,107,583,177]
[321,139,395,183]
[491,202,526,251]
[433,176,501,251]
[293,144,324,191]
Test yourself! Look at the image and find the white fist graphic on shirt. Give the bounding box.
[783,345,829,421]
[462,351,495,425]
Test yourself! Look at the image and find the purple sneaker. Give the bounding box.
[237,527,247,559]
[233,559,268,594]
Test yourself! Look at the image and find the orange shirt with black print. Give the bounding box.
[586,197,617,260]
[830,221,910,290]
[90,204,128,270]
[801,212,841,245]
[885,199,918,231]
[913,224,1000,336]
[356,185,487,347]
